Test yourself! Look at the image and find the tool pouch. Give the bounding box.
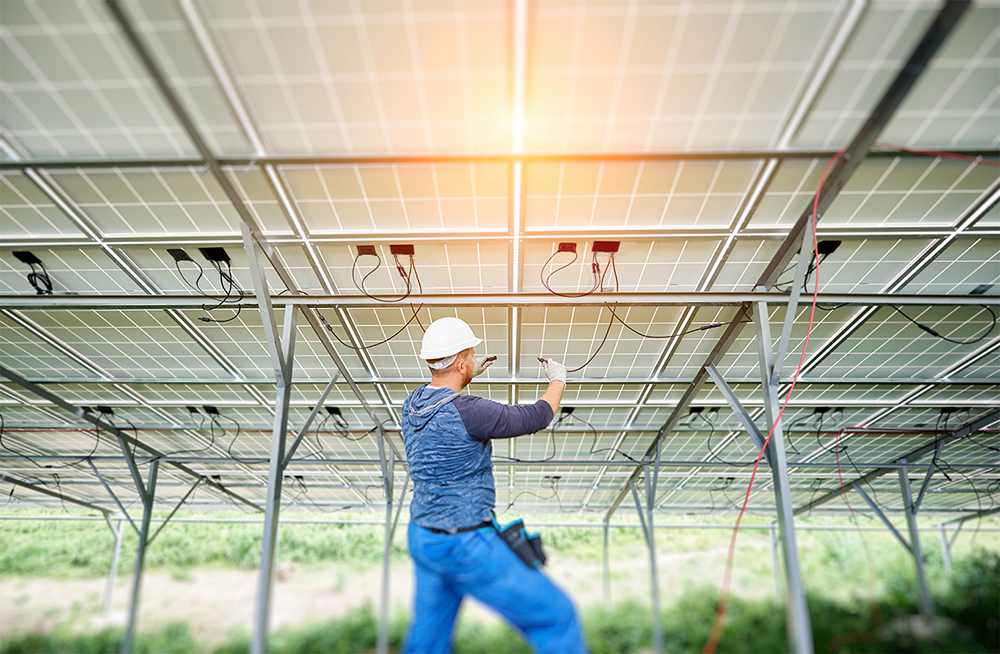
[492,516,546,569]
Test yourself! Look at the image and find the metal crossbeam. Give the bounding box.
[0,366,263,512]
[1,291,995,310]
[0,472,110,514]
[794,408,1000,515]
[1,147,995,171]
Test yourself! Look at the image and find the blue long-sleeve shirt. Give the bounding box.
[402,384,554,531]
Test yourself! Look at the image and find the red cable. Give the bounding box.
[702,150,842,654]
[875,141,1000,167]
[702,140,998,652]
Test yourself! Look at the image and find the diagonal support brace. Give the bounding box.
[705,364,772,467]
[852,482,912,555]
[88,459,140,536]
[282,376,339,469]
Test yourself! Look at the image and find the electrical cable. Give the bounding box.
[0,410,104,470]
[874,141,1000,168]
[176,258,244,323]
[700,411,754,467]
[212,413,264,465]
[352,251,419,303]
[560,409,638,462]
[318,251,426,348]
[26,262,53,295]
[540,250,605,298]
[545,254,750,371]
[148,413,215,462]
[317,303,426,351]
[936,457,985,549]
[888,304,996,346]
[502,475,565,513]
[493,426,557,464]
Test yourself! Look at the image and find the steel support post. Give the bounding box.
[754,301,813,654]
[602,517,611,605]
[377,429,395,654]
[770,523,783,600]
[938,525,952,575]
[630,442,664,654]
[899,462,934,616]
[122,460,158,654]
[244,222,299,654]
[104,518,124,615]
[646,440,664,654]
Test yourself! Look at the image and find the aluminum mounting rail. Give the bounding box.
[1,292,995,310]
[1,148,996,171]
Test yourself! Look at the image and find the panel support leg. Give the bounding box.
[602,516,611,606]
[104,518,124,616]
[754,300,814,654]
[631,442,664,654]
[121,460,158,654]
[244,222,299,654]
[377,429,395,654]
[938,525,952,576]
[899,462,934,617]
[770,522,783,600]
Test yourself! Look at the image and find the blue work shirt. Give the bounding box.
[402,384,554,532]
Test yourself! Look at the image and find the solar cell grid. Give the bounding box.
[0,0,996,530]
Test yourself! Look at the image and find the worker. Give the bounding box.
[401,316,588,654]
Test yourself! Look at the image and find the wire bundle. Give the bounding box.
[175,257,246,324]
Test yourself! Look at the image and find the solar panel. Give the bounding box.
[0,0,996,539]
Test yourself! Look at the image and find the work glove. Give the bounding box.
[472,354,497,377]
[539,358,567,386]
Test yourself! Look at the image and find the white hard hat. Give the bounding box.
[419,317,483,360]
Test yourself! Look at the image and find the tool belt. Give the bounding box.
[491,515,547,569]
[426,519,493,535]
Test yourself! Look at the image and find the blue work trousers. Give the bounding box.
[404,522,588,654]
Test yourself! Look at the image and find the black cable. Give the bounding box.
[950,409,1000,453]
[542,252,748,372]
[936,457,984,547]
[889,304,996,346]
[317,303,425,351]
[0,411,47,468]
[26,262,53,295]
[198,260,243,323]
[149,413,215,462]
[119,416,142,462]
[546,409,636,462]
[176,258,243,323]
[606,305,752,340]
[566,305,615,373]
[352,252,416,303]
[2,411,104,470]
[842,446,884,509]
[701,411,754,467]
[215,413,265,464]
[541,250,605,298]
[985,480,1000,508]
[493,428,557,464]
[502,475,565,514]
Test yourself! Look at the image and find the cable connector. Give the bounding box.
[917,323,942,338]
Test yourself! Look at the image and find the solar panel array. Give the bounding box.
[0,0,997,524]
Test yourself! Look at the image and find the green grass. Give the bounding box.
[3,551,997,653]
[0,510,411,577]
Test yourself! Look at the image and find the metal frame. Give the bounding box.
[3,291,995,310]
[0,1,993,652]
